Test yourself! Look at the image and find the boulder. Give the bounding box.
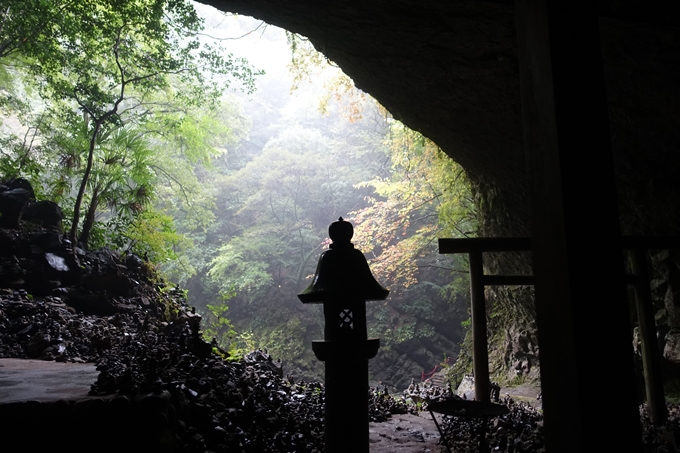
[3,178,35,197]
[0,255,25,288]
[456,374,476,400]
[0,188,33,228]
[65,289,121,316]
[0,229,19,256]
[243,349,284,377]
[45,252,69,272]
[23,201,64,231]
[82,271,134,297]
[28,230,63,253]
[663,331,680,365]
[0,179,36,228]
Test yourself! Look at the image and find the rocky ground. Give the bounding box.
[0,216,679,451]
[369,412,446,453]
[0,222,421,452]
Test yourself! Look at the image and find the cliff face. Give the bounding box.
[199,0,680,382]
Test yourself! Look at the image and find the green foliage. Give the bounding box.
[208,235,274,300]
[123,208,192,262]
[446,329,474,389]
[206,121,384,307]
[259,317,307,362]
[0,131,46,196]
[0,0,260,251]
[50,121,157,244]
[1,5,481,382]
[188,79,477,374]
[168,94,392,379]
[2,0,254,112]
[285,31,367,122]
[337,121,477,351]
[202,301,237,351]
[227,330,257,360]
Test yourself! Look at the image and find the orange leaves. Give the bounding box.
[348,120,476,299]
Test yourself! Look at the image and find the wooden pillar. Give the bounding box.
[631,249,667,424]
[515,1,642,451]
[469,251,490,403]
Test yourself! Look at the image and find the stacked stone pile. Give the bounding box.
[640,404,680,453]
[403,378,453,407]
[438,397,545,453]
[0,259,317,451]
[0,282,419,452]
[0,233,325,451]
[0,218,413,452]
[438,396,680,453]
[369,385,412,422]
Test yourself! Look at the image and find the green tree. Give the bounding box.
[197,104,389,369]
[0,0,259,249]
[47,123,156,247]
[207,127,347,301]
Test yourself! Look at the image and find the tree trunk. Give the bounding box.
[78,186,100,250]
[69,120,101,248]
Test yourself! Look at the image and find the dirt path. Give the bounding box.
[369,384,542,452]
[369,412,447,453]
[501,384,542,408]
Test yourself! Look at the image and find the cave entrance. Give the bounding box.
[198,1,668,451]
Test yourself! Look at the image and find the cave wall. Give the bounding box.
[601,18,680,235]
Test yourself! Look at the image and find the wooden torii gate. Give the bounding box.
[438,236,676,423]
[439,237,533,404]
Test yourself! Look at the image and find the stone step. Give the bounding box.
[0,358,97,404]
[0,359,176,452]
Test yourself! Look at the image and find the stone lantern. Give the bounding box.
[298,217,388,453]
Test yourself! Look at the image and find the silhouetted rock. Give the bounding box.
[22,201,64,230]
[3,178,34,196]
[0,178,36,229]
[29,229,63,253]
[0,188,32,228]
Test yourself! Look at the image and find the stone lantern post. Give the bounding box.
[298,217,389,453]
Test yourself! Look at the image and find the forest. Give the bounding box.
[0,0,477,389]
